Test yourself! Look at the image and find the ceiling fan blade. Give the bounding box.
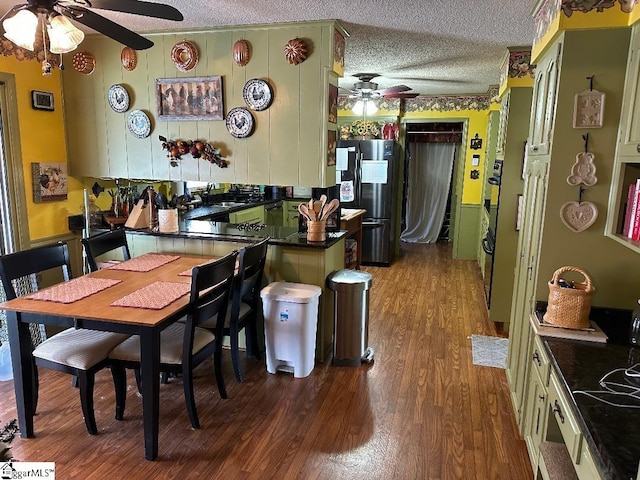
[62,6,154,50]
[83,0,184,21]
[383,92,419,99]
[377,85,411,95]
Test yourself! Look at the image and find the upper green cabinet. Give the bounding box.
[616,25,640,158]
[62,21,346,187]
[528,41,561,157]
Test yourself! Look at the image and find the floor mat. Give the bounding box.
[470,334,508,369]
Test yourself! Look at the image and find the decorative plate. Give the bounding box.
[127,110,151,139]
[559,201,598,233]
[225,107,254,138]
[242,79,273,111]
[171,40,199,72]
[121,47,137,71]
[108,84,130,113]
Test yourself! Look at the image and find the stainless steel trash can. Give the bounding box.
[326,269,374,366]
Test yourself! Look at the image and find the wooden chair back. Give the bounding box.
[81,229,131,272]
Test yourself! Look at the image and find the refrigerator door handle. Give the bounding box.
[357,152,363,202]
[362,221,385,228]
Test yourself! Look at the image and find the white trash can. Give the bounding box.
[260,282,322,378]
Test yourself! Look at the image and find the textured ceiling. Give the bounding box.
[0,0,537,96]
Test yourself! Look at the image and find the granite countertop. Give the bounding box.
[544,338,640,479]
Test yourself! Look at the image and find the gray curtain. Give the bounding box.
[400,142,456,243]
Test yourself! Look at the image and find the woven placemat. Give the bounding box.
[27,277,122,304]
[110,281,191,310]
[107,253,180,272]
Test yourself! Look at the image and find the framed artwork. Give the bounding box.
[31,90,54,111]
[156,76,223,121]
[32,162,68,203]
[328,84,338,123]
[327,130,337,166]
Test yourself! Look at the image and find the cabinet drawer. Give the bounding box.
[548,371,583,463]
[531,335,550,386]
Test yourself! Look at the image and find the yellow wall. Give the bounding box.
[0,56,85,241]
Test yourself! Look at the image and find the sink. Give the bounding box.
[215,201,247,207]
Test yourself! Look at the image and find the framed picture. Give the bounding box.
[31,90,54,111]
[328,84,338,123]
[31,162,68,203]
[156,76,223,121]
[327,130,337,166]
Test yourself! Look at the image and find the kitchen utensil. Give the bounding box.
[298,204,312,221]
[319,194,327,216]
[308,198,314,215]
[313,200,323,219]
[321,199,339,220]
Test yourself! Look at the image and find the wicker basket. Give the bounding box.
[543,266,595,329]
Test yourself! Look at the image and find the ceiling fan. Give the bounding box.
[341,73,420,100]
[0,0,183,51]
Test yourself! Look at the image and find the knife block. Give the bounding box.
[124,199,150,229]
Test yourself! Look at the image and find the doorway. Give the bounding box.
[400,122,462,243]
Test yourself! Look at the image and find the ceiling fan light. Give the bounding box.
[3,10,38,51]
[352,100,364,115]
[48,14,84,54]
[365,100,378,115]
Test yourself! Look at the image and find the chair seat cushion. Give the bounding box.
[108,323,216,365]
[199,302,251,330]
[33,328,130,370]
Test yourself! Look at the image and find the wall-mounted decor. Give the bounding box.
[327,130,336,166]
[559,201,598,233]
[156,76,223,121]
[225,107,254,138]
[171,40,199,72]
[127,110,151,139]
[107,84,129,113]
[121,47,137,71]
[159,136,227,168]
[284,38,308,65]
[71,51,95,75]
[233,39,251,66]
[31,90,54,111]
[567,151,597,186]
[470,133,483,150]
[31,162,68,203]
[242,79,272,111]
[328,84,338,123]
[333,29,345,74]
[573,89,605,128]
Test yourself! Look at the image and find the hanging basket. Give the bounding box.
[543,266,594,329]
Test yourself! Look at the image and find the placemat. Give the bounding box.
[107,253,180,272]
[27,277,122,304]
[110,281,191,310]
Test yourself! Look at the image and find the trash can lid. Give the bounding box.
[326,269,372,292]
[260,281,322,303]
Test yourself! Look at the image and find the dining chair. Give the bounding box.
[108,250,238,429]
[201,237,269,383]
[0,242,130,435]
[81,228,131,272]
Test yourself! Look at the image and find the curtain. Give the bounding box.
[400,142,456,243]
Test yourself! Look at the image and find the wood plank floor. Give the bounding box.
[0,242,531,479]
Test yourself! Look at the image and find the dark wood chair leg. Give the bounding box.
[214,342,227,399]
[110,366,127,421]
[134,368,142,393]
[77,371,98,435]
[32,360,39,414]
[160,372,169,384]
[182,365,199,430]
[247,316,261,360]
[230,327,243,383]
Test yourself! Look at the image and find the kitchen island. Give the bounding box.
[117,217,347,362]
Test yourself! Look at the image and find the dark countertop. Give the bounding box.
[544,337,640,480]
[125,219,347,249]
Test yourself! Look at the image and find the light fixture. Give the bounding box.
[3,9,38,51]
[47,13,84,54]
[352,98,378,116]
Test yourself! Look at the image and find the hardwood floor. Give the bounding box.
[0,242,531,479]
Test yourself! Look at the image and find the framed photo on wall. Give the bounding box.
[32,162,68,202]
[156,76,223,121]
[328,84,338,123]
[327,130,337,166]
[31,90,54,111]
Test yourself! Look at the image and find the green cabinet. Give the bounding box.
[283,200,300,228]
[229,205,265,224]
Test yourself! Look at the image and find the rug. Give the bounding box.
[470,335,508,369]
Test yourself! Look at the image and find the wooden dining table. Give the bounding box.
[0,253,217,461]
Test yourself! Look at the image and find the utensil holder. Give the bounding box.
[307,220,326,242]
[158,208,179,233]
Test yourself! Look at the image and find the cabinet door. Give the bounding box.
[528,42,561,156]
[524,366,548,471]
[617,26,640,157]
[495,91,510,157]
[507,158,549,430]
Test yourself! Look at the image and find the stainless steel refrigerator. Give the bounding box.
[336,139,400,265]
